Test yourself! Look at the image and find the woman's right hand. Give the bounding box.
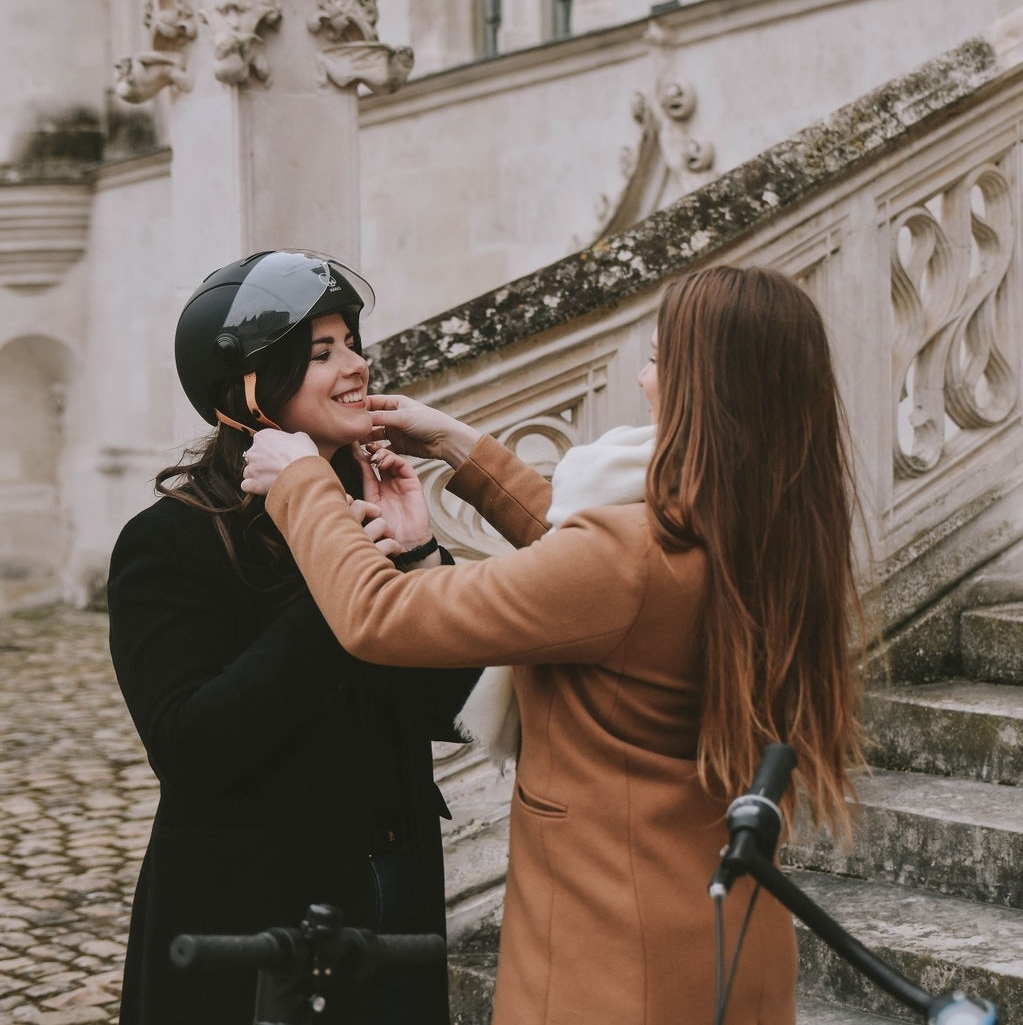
[367,394,481,468]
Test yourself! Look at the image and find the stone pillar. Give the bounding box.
[113,0,414,296]
[168,1,362,273]
[113,0,413,434]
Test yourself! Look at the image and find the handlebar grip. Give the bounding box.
[370,932,446,967]
[170,927,296,971]
[747,742,797,805]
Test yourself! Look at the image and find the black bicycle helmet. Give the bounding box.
[175,249,375,427]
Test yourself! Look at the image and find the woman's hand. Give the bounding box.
[348,497,402,557]
[367,394,481,468]
[240,430,319,495]
[356,444,437,563]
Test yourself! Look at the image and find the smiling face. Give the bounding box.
[274,312,372,457]
[638,331,659,422]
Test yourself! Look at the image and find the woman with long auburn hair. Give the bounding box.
[647,266,864,836]
[241,263,867,1024]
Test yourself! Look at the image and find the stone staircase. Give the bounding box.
[446,600,1023,1023]
[783,601,1023,1023]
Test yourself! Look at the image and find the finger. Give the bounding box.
[373,450,418,479]
[240,476,264,496]
[369,409,407,429]
[367,394,401,411]
[374,537,403,557]
[361,517,395,543]
[357,447,383,486]
[349,499,383,522]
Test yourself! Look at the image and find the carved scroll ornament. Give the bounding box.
[891,162,1018,478]
[419,416,578,560]
[590,76,715,242]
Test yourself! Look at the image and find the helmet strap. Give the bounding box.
[214,409,256,436]
[213,371,282,435]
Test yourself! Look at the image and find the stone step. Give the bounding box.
[787,869,1023,1024]
[962,603,1023,684]
[438,745,513,944]
[861,681,1023,784]
[784,768,1023,908]
[796,998,907,1024]
[449,949,497,1025]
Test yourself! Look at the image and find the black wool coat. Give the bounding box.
[107,494,477,1025]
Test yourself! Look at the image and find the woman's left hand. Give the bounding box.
[357,442,434,553]
[240,429,318,495]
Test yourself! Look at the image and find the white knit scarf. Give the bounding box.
[454,424,656,771]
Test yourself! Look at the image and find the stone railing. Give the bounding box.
[363,15,1023,938]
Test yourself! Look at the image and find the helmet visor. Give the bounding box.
[222,250,375,359]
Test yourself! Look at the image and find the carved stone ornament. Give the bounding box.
[658,79,695,121]
[581,16,720,242]
[114,1,197,104]
[197,0,283,86]
[115,51,193,103]
[587,72,716,242]
[307,0,380,43]
[316,41,414,93]
[891,162,1018,478]
[144,0,198,44]
[308,1,413,94]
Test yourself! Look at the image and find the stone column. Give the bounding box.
[113,0,413,433]
[113,0,414,288]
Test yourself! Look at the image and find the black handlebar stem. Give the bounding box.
[743,850,998,1024]
[709,742,796,898]
[708,744,999,1024]
[747,742,798,805]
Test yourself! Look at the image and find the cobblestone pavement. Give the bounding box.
[0,604,156,1024]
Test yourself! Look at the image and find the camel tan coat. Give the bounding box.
[266,435,798,1025]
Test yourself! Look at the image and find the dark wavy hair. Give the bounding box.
[155,319,362,586]
[647,264,865,836]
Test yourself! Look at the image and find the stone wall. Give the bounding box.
[0,0,1020,615]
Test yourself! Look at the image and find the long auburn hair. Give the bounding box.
[154,320,362,587]
[647,264,865,836]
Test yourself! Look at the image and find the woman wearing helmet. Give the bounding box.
[106,250,478,1025]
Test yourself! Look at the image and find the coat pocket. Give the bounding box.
[515,781,568,819]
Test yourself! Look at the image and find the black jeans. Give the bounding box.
[368,850,413,1025]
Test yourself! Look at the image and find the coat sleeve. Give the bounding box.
[445,434,553,548]
[266,456,652,670]
[106,506,364,796]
